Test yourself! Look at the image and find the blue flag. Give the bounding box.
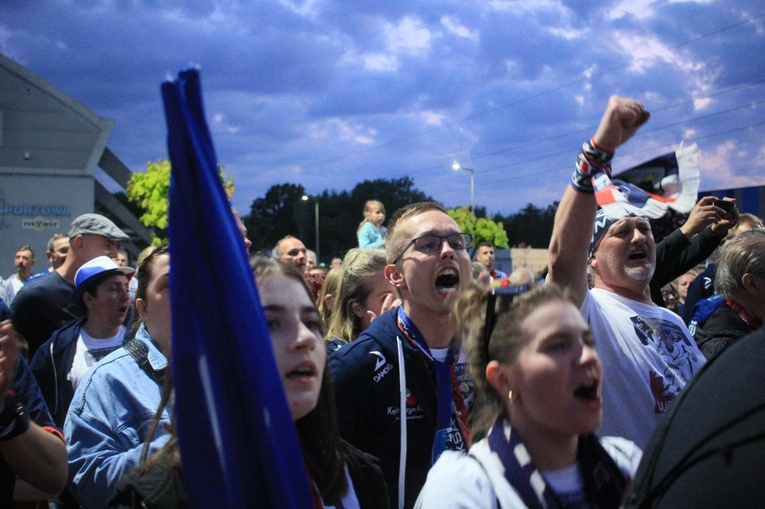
[162,68,313,508]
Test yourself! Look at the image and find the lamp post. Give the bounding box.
[452,161,475,214]
[302,195,320,261]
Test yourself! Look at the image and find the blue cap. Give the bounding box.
[72,256,135,305]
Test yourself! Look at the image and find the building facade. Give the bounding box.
[0,53,150,277]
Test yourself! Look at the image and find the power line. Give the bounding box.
[298,12,765,172]
[435,118,765,200]
[424,95,765,193]
[407,78,765,184]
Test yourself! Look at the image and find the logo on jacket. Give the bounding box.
[370,351,387,371]
[371,350,393,383]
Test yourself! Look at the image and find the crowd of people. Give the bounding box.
[1,96,763,508]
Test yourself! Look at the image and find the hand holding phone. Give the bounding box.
[713,199,735,219]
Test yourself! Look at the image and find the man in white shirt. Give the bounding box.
[547,96,706,448]
[3,246,36,304]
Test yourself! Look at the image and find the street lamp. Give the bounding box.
[452,161,475,214]
[302,195,320,261]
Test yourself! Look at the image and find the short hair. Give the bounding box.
[273,235,298,259]
[738,213,763,230]
[715,230,765,298]
[385,202,448,264]
[473,242,494,261]
[16,245,34,259]
[47,233,69,252]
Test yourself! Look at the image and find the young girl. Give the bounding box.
[357,200,387,249]
[110,258,389,509]
[416,284,641,508]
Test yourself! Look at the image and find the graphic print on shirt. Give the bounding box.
[453,362,475,412]
[631,315,701,413]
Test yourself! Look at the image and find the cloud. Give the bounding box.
[0,0,762,218]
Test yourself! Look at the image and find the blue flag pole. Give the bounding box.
[161,68,313,508]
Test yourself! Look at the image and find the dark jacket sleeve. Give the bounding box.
[328,340,377,444]
[682,265,717,324]
[28,338,64,428]
[342,440,390,509]
[14,356,57,431]
[650,227,725,306]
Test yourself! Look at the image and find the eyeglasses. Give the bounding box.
[392,233,473,264]
[483,284,531,363]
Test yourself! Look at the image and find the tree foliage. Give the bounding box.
[448,207,509,249]
[126,158,234,245]
[246,183,308,255]
[495,202,559,249]
[244,177,432,262]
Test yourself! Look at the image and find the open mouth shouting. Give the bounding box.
[627,247,648,263]
[435,267,460,295]
[573,373,601,407]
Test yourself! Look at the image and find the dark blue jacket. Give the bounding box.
[329,311,438,509]
[682,264,717,324]
[1,356,61,506]
[29,316,86,428]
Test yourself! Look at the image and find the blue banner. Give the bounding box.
[162,68,312,508]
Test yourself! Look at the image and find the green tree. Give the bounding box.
[126,159,234,245]
[448,207,509,249]
[243,177,433,263]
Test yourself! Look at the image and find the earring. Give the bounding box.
[508,390,514,403]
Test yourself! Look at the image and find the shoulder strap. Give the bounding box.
[124,338,165,385]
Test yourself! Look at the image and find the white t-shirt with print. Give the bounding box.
[582,288,706,449]
[68,326,127,391]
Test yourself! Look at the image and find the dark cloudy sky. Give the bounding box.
[2,0,764,216]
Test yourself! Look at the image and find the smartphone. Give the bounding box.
[714,199,734,217]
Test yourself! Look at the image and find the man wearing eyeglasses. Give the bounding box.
[329,201,475,509]
[548,96,706,450]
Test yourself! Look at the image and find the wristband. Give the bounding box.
[571,139,614,193]
[0,393,30,441]
[582,139,614,166]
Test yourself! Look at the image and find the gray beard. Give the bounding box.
[623,264,654,282]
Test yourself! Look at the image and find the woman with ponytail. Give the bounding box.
[416,284,641,508]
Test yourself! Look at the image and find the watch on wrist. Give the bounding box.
[0,393,30,441]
